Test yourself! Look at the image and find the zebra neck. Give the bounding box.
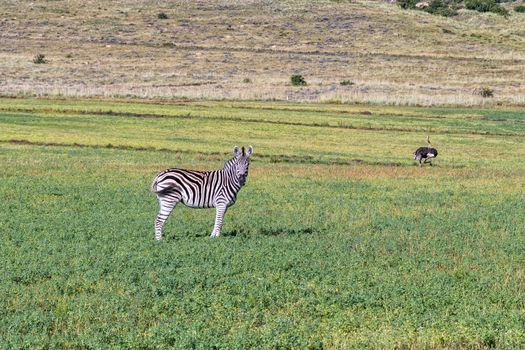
[222,159,241,190]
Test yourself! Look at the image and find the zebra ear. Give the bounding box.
[233,146,241,157]
[246,145,253,157]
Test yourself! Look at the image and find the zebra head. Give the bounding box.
[233,145,253,186]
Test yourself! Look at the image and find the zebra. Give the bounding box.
[150,146,253,240]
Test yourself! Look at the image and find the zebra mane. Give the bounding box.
[223,156,238,170]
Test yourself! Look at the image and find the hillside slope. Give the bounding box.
[0,0,524,105]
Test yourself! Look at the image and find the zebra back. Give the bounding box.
[151,154,249,208]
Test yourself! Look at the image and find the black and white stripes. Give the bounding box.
[151,146,253,240]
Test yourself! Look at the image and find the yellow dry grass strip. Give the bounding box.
[1,0,524,105]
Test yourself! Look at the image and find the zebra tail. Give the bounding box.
[151,177,176,194]
[150,178,162,193]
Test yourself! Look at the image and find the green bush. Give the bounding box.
[399,0,459,17]
[478,87,494,98]
[33,54,47,64]
[399,0,509,17]
[489,4,510,16]
[340,80,354,86]
[290,74,307,86]
[514,4,525,12]
[242,78,252,83]
[398,0,418,9]
[426,0,458,16]
[157,12,168,19]
[465,0,509,16]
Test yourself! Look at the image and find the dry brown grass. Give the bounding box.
[1,0,524,105]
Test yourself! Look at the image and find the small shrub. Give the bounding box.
[290,74,307,86]
[514,5,525,12]
[398,0,418,9]
[489,4,509,16]
[465,0,492,11]
[157,12,168,19]
[400,0,458,17]
[242,78,252,83]
[465,0,509,16]
[478,87,494,98]
[425,0,457,16]
[33,54,47,64]
[340,80,354,86]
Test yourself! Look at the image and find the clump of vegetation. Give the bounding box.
[426,0,458,16]
[290,74,307,86]
[242,78,252,83]
[398,0,458,15]
[33,54,47,64]
[398,0,417,9]
[399,0,509,17]
[464,0,509,16]
[340,80,354,86]
[478,86,494,98]
[514,4,525,12]
[157,12,168,19]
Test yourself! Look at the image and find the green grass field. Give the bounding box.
[1,98,524,349]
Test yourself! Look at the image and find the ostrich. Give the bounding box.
[413,136,438,166]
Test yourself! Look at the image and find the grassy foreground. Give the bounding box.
[1,98,524,349]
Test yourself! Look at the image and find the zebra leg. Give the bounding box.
[210,204,228,238]
[155,191,180,241]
